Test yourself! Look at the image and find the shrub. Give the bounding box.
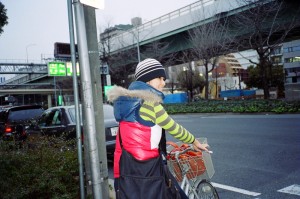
[0,137,79,199]
[164,99,300,114]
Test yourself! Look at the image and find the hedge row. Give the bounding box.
[164,99,300,114]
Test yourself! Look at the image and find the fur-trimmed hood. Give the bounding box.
[107,81,164,103]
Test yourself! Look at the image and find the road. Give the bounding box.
[108,113,300,198]
[167,113,300,199]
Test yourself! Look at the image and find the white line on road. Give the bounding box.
[278,184,300,196]
[212,182,261,196]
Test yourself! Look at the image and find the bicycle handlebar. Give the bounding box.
[168,146,193,156]
[168,146,213,160]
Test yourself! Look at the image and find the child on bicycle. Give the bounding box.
[107,58,209,199]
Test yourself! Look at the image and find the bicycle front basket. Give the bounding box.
[168,152,206,182]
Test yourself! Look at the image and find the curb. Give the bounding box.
[108,179,116,199]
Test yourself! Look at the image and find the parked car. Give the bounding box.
[0,105,44,142]
[28,104,118,156]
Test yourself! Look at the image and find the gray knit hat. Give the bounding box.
[134,58,167,82]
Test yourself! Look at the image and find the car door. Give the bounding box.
[39,108,67,137]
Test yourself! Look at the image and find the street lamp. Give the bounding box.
[26,43,36,63]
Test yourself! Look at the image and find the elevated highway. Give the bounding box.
[105,0,300,59]
[1,0,300,104]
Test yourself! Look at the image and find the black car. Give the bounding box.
[29,104,118,155]
[0,105,44,142]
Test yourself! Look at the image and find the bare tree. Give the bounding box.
[109,47,137,87]
[100,22,179,87]
[99,22,139,87]
[188,11,234,99]
[233,0,300,99]
[143,40,170,61]
[176,67,205,97]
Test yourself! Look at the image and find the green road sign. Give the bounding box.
[48,62,66,76]
[66,62,80,76]
[104,85,114,97]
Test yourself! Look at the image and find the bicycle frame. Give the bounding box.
[167,138,219,199]
[175,152,206,199]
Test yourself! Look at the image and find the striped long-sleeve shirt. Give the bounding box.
[139,101,195,144]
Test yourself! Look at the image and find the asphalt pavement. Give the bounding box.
[107,113,300,199]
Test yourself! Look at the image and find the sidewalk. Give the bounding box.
[108,179,116,199]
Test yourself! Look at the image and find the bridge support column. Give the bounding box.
[47,94,52,108]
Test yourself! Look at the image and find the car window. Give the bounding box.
[38,109,61,127]
[103,104,115,119]
[51,110,61,125]
[7,108,44,122]
[68,107,82,123]
[68,104,115,122]
[0,111,6,123]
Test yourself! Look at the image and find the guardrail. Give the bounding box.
[113,0,215,43]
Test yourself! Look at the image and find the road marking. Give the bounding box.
[212,182,261,196]
[278,184,300,196]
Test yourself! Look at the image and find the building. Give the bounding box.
[283,39,300,100]
[232,40,300,100]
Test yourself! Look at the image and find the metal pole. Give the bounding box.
[67,1,85,198]
[26,43,36,63]
[137,29,141,62]
[73,1,102,198]
[84,5,109,198]
[54,76,57,106]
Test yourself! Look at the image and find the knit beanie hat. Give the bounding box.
[134,58,167,82]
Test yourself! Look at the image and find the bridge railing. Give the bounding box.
[112,0,215,49]
[136,0,214,32]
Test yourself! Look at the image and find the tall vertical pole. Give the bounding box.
[73,1,103,198]
[67,0,85,198]
[83,5,109,198]
[54,76,57,106]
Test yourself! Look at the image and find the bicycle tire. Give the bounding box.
[194,179,219,199]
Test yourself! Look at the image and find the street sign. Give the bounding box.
[106,74,111,86]
[48,62,66,76]
[54,42,78,59]
[100,64,109,74]
[104,85,114,98]
[66,62,80,76]
[80,0,104,9]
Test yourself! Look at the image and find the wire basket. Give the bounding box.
[166,138,215,182]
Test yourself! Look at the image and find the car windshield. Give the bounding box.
[68,104,115,123]
[8,108,44,122]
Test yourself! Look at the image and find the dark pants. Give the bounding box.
[114,178,188,199]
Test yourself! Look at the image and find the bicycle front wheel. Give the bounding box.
[194,180,219,199]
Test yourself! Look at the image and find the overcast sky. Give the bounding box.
[0,0,197,62]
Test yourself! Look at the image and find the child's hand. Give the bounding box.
[192,139,209,152]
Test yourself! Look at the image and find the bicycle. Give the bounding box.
[166,137,219,199]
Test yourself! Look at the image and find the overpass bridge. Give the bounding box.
[105,0,300,61]
[107,0,241,54]
[0,62,73,107]
[1,0,300,104]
